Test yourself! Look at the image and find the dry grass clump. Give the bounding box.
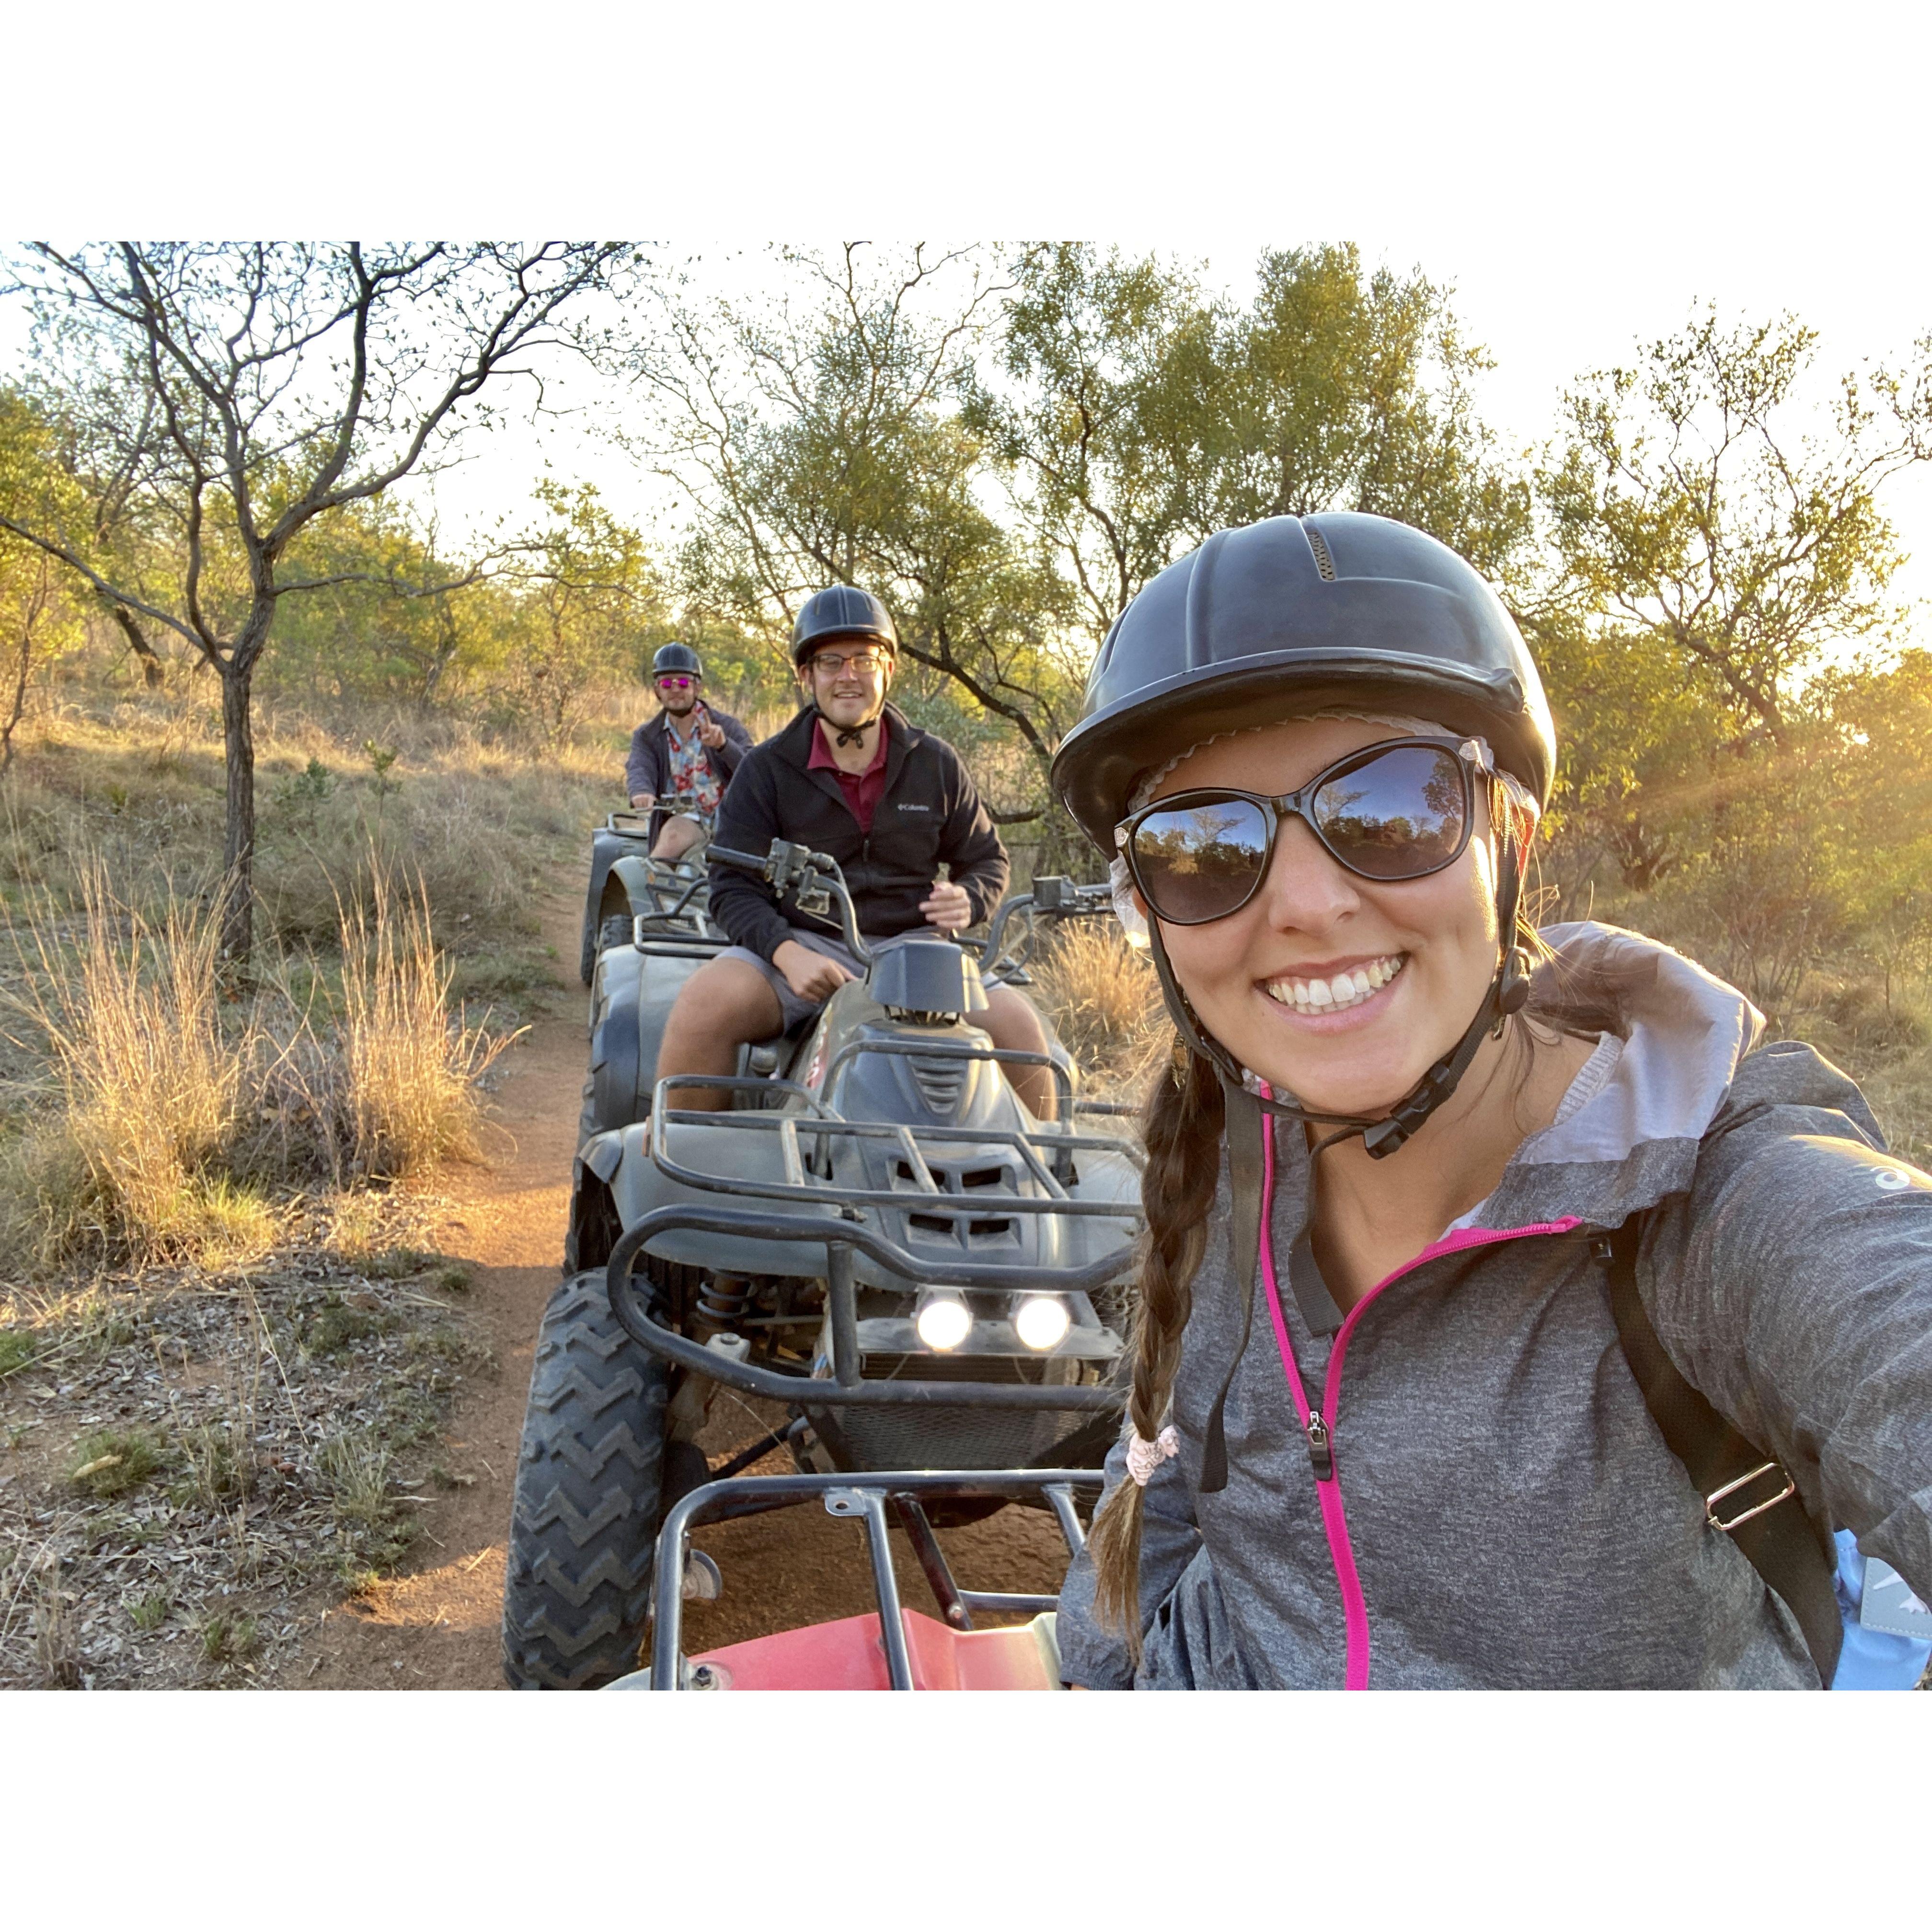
[338,872,516,1179]
[0,865,269,1268]
[0,855,513,1274]
[1031,920,1164,1092]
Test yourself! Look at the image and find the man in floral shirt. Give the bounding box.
[624,642,753,860]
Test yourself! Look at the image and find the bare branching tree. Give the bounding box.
[0,241,626,957]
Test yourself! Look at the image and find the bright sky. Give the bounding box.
[8,0,1931,622]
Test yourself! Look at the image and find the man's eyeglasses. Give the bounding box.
[657,675,695,691]
[808,648,888,677]
[1116,737,1489,927]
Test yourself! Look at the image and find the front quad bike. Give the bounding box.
[608,1468,1104,1690]
[577,808,717,986]
[504,842,1143,1689]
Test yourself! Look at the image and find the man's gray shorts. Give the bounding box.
[718,926,917,1032]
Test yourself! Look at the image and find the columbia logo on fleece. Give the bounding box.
[896,803,932,812]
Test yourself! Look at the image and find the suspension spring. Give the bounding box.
[696,1274,751,1329]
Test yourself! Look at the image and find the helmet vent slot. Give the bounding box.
[1305,526,1336,581]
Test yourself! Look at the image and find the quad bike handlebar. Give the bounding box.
[977,876,1117,986]
[708,840,872,964]
[708,842,1116,980]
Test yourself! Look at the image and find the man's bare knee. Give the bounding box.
[657,959,784,1108]
[653,815,704,862]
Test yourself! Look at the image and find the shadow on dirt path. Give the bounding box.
[294,890,1081,1691]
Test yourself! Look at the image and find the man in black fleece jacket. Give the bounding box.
[657,589,1051,1112]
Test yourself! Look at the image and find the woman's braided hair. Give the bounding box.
[1086,1039,1224,1659]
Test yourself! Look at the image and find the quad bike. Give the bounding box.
[504,840,1145,1689]
[577,808,719,986]
[606,1466,1104,1690]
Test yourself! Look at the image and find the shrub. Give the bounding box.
[69,1426,166,1499]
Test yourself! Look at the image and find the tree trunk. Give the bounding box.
[219,660,257,963]
[106,604,165,689]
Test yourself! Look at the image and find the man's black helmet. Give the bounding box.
[652,641,703,680]
[791,585,897,666]
[1051,513,1555,851]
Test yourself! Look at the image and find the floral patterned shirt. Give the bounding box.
[664,713,723,820]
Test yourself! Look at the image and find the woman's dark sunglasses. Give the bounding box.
[1116,737,1486,927]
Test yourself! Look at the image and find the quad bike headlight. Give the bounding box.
[1014,1295,1071,1352]
[914,1289,973,1353]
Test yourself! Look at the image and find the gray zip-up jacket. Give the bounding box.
[1056,923,1932,1689]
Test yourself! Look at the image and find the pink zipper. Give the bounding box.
[1254,1092,1581,1688]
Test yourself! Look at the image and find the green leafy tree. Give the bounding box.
[965,244,1212,650]
[268,497,505,712]
[497,480,662,748]
[1538,307,1932,746]
[969,243,1531,650]
[0,391,87,763]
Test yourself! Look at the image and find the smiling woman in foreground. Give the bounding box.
[1049,512,1932,1690]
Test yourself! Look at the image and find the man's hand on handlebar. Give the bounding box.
[920,877,972,935]
[773,939,854,1001]
[629,792,655,813]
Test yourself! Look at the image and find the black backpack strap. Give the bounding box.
[1595,1219,1843,1688]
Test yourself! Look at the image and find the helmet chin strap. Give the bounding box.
[813,702,882,750]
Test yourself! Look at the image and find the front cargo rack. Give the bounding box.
[649,1071,1144,1219]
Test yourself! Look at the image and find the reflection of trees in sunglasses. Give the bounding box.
[1130,746,1470,917]
[1313,751,1464,874]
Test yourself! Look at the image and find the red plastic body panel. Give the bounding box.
[687,1610,1063,1690]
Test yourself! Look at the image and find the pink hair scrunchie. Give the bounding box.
[1126,1425,1180,1487]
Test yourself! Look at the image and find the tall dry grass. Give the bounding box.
[0,864,263,1267]
[1031,921,1164,1098]
[0,853,514,1275]
[338,871,516,1179]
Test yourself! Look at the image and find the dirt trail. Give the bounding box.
[298,892,1073,1690]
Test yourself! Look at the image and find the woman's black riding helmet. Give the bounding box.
[1053,512,1557,1154]
[1054,512,1552,845]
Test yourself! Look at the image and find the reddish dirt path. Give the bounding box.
[297,894,1075,1689]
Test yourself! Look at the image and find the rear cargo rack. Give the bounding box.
[644,1468,1104,1690]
